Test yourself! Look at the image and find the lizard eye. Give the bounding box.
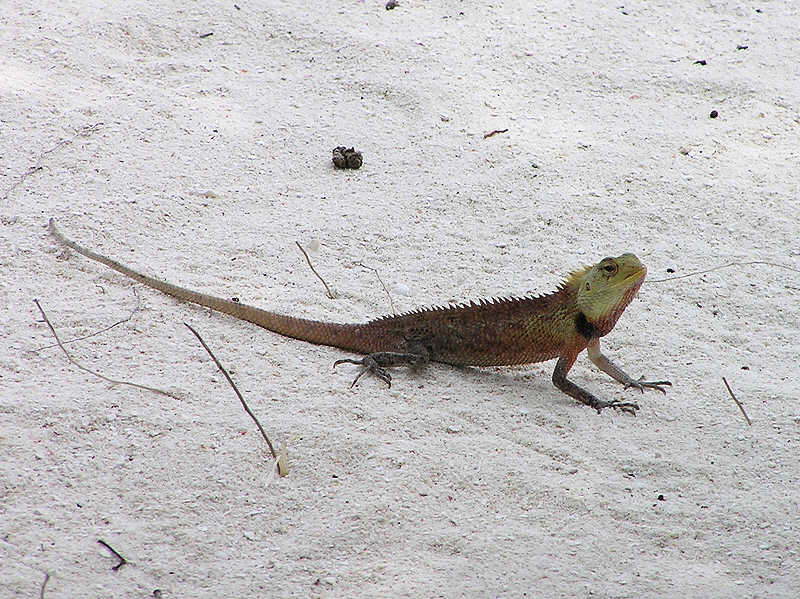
[602,263,617,274]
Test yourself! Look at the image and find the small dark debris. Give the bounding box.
[693,59,707,66]
[98,539,127,571]
[741,365,750,370]
[231,297,240,303]
[483,128,509,139]
[710,110,719,119]
[199,32,213,39]
[657,494,665,501]
[332,146,363,169]
[737,44,749,50]
[755,8,762,13]
[666,268,675,273]
[386,0,399,9]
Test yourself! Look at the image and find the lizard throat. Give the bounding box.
[579,279,643,338]
[575,312,598,339]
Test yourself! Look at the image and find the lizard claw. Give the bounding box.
[615,402,640,415]
[589,398,639,416]
[624,376,672,395]
[333,356,392,388]
[593,400,640,415]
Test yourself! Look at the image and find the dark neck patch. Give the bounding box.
[575,312,597,339]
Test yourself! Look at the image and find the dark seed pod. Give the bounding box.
[345,149,363,169]
[332,146,348,169]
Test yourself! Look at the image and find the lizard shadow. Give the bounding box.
[343,358,556,403]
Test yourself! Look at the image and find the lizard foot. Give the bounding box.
[592,399,640,415]
[333,356,392,388]
[624,376,672,394]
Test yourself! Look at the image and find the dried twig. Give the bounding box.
[355,262,396,315]
[2,140,69,200]
[39,573,50,599]
[483,128,508,139]
[97,539,127,571]
[184,323,287,475]
[33,299,179,399]
[722,377,751,426]
[34,288,141,351]
[296,241,335,299]
[2,123,102,201]
[648,261,800,283]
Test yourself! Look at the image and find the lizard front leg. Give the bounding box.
[552,352,640,414]
[586,338,671,394]
[334,348,429,388]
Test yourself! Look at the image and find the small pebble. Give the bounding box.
[710,110,719,118]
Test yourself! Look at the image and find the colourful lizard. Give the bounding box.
[49,219,670,413]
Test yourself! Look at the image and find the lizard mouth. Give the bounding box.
[624,266,647,284]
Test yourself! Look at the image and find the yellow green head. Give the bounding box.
[573,253,646,335]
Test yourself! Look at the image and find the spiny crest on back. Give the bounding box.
[556,265,593,293]
[370,296,542,323]
[368,290,563,324]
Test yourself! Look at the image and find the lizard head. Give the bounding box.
[575,253,646,336]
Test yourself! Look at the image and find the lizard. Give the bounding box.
[48,218,670,413]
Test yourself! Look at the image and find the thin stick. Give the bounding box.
[1,123,102,201]
[33,299,179,399]
[355,262,396,315]
[34,288,141,351]
[648,261,800,283]
[39,573,50,599]
[483,128,509,139]
[184,323,280,465]
[2,140,69,200]
[296,241,336,299]
[97,539,127,571]
[722,377,752,426]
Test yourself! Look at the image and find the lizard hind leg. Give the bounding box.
[333,350,429,388]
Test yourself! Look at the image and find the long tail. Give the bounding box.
[48,219,376,354]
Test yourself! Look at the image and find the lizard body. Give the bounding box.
[49,219,670,412]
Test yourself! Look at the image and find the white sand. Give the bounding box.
[2,1,799,597]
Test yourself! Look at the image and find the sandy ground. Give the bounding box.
[2,1,799,597]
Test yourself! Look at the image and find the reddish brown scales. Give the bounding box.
[354,290,582,367]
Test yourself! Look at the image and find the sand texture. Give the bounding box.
[2,1,799,597]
